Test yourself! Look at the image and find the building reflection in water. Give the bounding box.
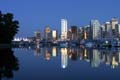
[91,49,101,68]
[112,56,118,68]
[45,48,51,61]
[61,48,68,69]
[31,46,120,69]
[83,48,90,62]
[52,47,57,57]
[101,50,119,69]
[34,47,41,56]
[68,48,79,61]
[119,52,120,63]
[0,48,19,79]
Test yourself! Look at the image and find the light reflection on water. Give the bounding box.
[29,47,120,69]
[1,47,120,80]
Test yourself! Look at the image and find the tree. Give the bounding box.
[0,11,19,43]
[0,48,19,79]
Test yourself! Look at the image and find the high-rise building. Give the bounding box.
[110,18,119,37]
[67,29,72,40]
[35,31,41,40]
[34,31,41,48]
[110,18,119,30]
[118,24,120,37]
[44,26,51,40]
[83,25,90,40]
[115,24,120,38]
[61,19,68,40]
[90,20,101,40]
[71,26,78,40]
[101,25,105,38]
[105,22,112,38]
[52,29,57,40]
[78,27,84,41]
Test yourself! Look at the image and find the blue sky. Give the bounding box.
[0,0,120,37]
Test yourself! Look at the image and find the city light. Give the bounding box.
[52,30,57,39]
[61,48,68,69]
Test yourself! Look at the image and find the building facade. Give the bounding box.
[105,22,112,38]
[71,26,78,40]
[52,29,57,40]
[110,18,119,37]
[90,20,101,40]
[115,24,120,38]
[61,19,68,40]
[44,26,52,41]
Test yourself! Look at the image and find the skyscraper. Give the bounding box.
[110,18,119,37]
[71,26,78,40]
[67,29,72,40]
[44,26,51,40]
[110,18,118,30]
[35,31,41,40]
[34,31,41,48]
[105,22,112,38]
[52,29,57,40]
[101,25,105,39]
[115,24,120,38]
[61,19,68,40]
[90,20,101,40]
[83,25,90,40]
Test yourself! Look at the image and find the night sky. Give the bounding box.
[0,0,120,37]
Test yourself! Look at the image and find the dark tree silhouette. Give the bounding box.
[0,11,19,44]
[0,48,19,79]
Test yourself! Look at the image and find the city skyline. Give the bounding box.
[13,18,120,39]
[1,1,120,79]
[0,0,120,37]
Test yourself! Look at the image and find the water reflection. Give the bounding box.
[68,48,78,61]
[32,47,120,69]
[100,49,119,69]
[91,49,101,68]
[45,47,52,61]
[61,48,68,69]
[34,47,41,56]
[0,48,19,80]
[52,47,57,57]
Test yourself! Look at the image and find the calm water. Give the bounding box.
[1,47,120,80]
